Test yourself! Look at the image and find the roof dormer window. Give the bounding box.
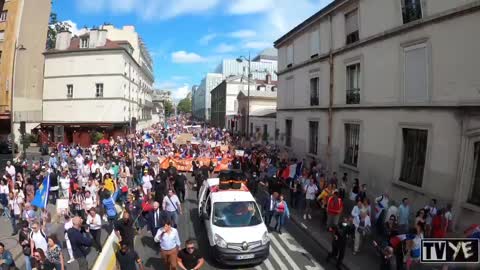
[80,38,89,48]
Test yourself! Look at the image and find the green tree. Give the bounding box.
[164,100,174,117]
[177,97,192,114]
[46,11,72,49]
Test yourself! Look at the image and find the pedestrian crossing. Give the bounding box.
[250,231,325,270]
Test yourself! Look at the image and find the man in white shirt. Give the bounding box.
[5,161,15,180]
[162,189,182,228]
[64,216,75,264]
[86,208,102,252]
[30,221,48,254]
[59,170,70,199]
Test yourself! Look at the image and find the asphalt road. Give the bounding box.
[134,176,335,270]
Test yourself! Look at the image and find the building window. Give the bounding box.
[285,119,292,147]
[272,86,277,92]
[0,10,7,22]
[310,77,319,106]
[310,29,320,58]
[250,123,253,137]
[287,44,294,67]
[404,43,428,103]
[0,30,4,41]
[345,9,359,44]
[346,63,360,104]
[402,0,422,24]
[308,121,319,155]
[399,128,428,187]
[469,142,480,206]
[344,123,360,167]
[80,38,89,48]
[66,84,73,98]
[263,124,268,141]
[95,83,104,97]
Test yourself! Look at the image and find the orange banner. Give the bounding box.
[157,157,233,172]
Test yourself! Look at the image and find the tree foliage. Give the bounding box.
[164,100,174,117]
[177,97,192,114]
[46,11,72,49]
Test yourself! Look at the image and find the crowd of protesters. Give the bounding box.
[1,114,479,270]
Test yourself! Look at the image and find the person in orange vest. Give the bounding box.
[327,190,343,228]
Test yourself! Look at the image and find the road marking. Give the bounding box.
[300,222,308,229]
[269,242,288,270]
[255,265,263,270]
[270,234,301,270]
[278,232,307,253]
[263,258,275,270]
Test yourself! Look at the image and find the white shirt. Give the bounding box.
[6,165,15,179]
[305,184,318,200]
[353,215,372,228]
[8,196,22,215]
[163,195,180,212]
[84,196,96,211]
[31,230,48,252]
[59,176,70,190]
[86,214,102,230]
[0,184,9,194]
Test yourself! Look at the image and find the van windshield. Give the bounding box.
[212,201,262,227]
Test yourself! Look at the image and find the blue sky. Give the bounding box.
[54,0,332,101]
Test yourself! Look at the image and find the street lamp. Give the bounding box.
[236,53,251,138]
[10,43,27,157]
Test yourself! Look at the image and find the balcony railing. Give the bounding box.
[402,1,422,24]
[310,96,319,106]
[346,88,360,104]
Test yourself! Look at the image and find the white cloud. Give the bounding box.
[172,84,190,100]
[60,20,85,36]
[228,0,274,15]
[215,43,236,53]
[172,76,188,81]
[154,81,177,89]
[77,0,221,20]
[244,41,272,49]
[171,51,207,63]
[229,29,256,38]
[199,33,217,45]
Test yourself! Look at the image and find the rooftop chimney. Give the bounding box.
[266,73,272,84]
[55,30,72,50]
[89,28,98,48]
[97,29,107,47]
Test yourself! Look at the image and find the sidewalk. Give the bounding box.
[286,192,379,270]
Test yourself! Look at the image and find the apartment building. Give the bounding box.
[0,0,51,142]
[193,49,279,121]
[41,27,154,146]
[274,0,480,230]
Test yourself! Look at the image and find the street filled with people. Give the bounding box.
[0,115,479,270]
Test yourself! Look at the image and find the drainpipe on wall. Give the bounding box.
[326,14,334,172]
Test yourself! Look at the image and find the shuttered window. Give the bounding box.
[345,9,359,44]
[404,44,428,103]
[400,128,428,187]
[469,142,480,206]
[344,123,360,167]
[309,121,319,155]
[310,29,320,57]
[287,44,294,66]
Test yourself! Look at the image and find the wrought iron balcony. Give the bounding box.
[402,1,422,24]
[346,88,360,104]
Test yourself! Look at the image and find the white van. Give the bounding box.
[198,177,270,265]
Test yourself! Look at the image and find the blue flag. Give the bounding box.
[32,175,50,209]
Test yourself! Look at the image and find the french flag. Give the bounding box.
[389,234,415,248]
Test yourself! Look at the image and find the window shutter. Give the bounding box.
[287,45,294,65]
[404,45,428,102]
[310,30,320,56]
[345,10,358,35]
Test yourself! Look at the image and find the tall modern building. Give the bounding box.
[275,0,480,230]
[0,0,51,142]
[193,48,278,121]
[41,25,154,146]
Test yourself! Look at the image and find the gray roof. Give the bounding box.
[238,89,277,99]
[250,108,276,117]
[253,48,278,61]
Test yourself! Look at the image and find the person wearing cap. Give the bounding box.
[327,189,344,228]
[142,169,153,196]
